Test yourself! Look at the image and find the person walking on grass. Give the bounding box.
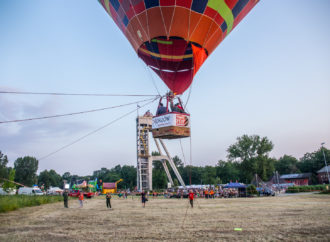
[106,193,112,209]
[188,190,194,208]
[141,190,147,208]
[63,189,69,208]
[79,191,84,208]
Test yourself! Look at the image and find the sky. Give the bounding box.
[0,0,329,176]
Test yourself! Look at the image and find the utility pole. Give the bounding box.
[321,143,330,184]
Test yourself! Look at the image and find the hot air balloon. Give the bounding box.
[98,0,259,139]
[98,0,259,94]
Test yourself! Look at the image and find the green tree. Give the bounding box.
[298,147,330,184]
[152,152,168,189]
[38,169,62,189]
[172,156,184,168]
[227,135,274,183]
[247,184,257,195]
[275,155,300,174]
[2,168,16,192]
[14,156,38,186]
[0,151,9,179]
[120,165,136,189]
[214,176,222,185]
[216,160,240,183]
[62,172,71,182]
[256,156,276,181]
[201,166,217,185]
[153,168,167,189]
[93,168,110,182]
[182,165,203,185]
[104,171,121,183]
[173,178,179,187]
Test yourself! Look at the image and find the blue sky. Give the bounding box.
[0,0,329,175]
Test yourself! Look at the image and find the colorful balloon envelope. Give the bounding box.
[99,0,259,94]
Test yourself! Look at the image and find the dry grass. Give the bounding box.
[0,194,330,241]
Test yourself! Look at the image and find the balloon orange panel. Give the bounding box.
[160,7,175,36]
[169,7,190,40]
[135,11,148,41]
[147,8,167,39]
[99,0,259,94]
[189,15,215,47]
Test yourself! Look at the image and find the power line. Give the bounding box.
[38,97,158,161]
[0,90,158,97]
[0,97,157,124]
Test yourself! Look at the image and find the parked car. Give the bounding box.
[68,190,94,198]
[18,187,43,195]
[68,190,81,197]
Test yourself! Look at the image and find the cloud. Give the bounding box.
[0,94,92,164]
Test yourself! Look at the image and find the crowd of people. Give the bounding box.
[130,187,240,199]
[61,187,243,210]
[164,187,239,199]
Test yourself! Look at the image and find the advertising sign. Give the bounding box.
[152,113,190,129]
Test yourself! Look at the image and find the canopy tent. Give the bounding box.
[223,182,246,188]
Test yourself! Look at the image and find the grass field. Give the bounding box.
[0,195,65,213]
[0,194,329,241]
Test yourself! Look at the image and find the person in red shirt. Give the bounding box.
[188,190,194,208]
[78,192,84,208]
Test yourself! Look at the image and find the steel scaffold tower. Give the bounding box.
[136,116,152,191]
[136,115,185,191]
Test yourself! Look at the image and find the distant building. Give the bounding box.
[317,165,330,184]
[280,173,312,186]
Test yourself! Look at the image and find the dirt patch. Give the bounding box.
[0,195,329,241]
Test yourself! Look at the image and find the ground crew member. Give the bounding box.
[204,189,209,199]
[79,192,84,208]
[188,190,194,208]
[106,193,112,209]
[141,191,147,208]
[63,189,68,208]
[210,189,214,198]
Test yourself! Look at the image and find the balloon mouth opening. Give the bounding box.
[137,36,208,94]
[149,65,194,73]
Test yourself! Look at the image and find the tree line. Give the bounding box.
[1,135,329,191]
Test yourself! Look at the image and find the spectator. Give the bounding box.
[106,193,112,209]
[141,190,148,208]
[63,189,69,208]
[188,190,194,208]
[78,192,84,208]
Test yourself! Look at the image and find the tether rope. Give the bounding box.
[0,97,157,124]
[0,91,158,97]
[184,80,193,110]
[145,65,161,96]
[38,97,158,160]
[179,139,187,166]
